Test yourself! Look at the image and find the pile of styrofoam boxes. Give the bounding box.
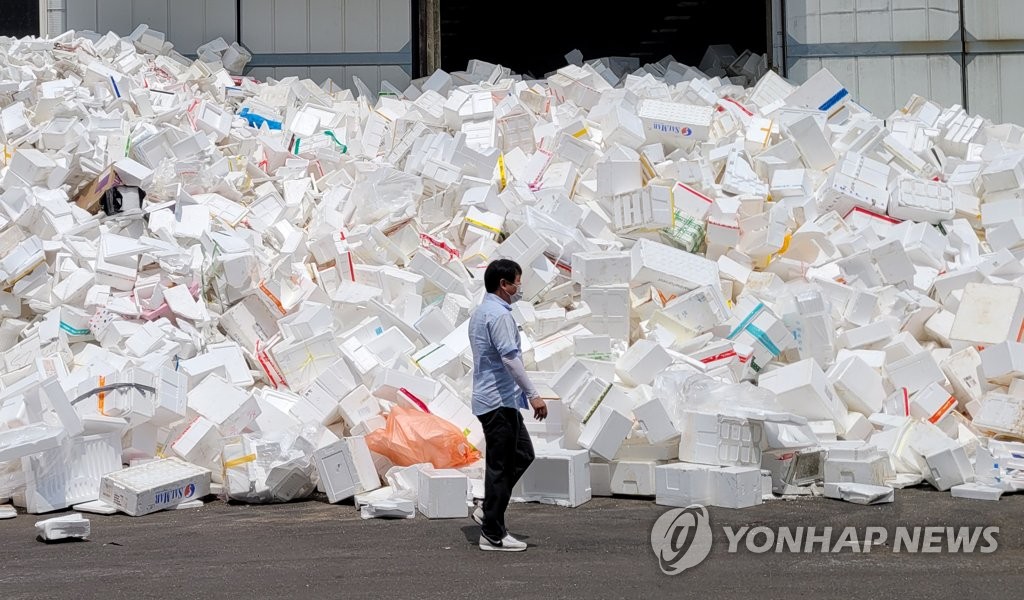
[4,26,1024,526]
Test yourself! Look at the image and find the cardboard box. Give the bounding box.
[74,166,123,214]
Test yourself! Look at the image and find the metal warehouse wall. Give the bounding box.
[52,0,412,94]
[782,0,1024,125]
[241,0,411,94]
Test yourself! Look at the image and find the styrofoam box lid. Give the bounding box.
[103,457,211,492]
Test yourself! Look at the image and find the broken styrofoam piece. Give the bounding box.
[823,482,895,505]
[0,505,16,519]
[950,482,1004,501]
[35,514,90,541]
[73,500,119,515]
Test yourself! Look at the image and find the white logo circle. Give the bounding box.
[650,505,714,575]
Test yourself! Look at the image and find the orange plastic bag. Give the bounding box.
[366,406,481,469]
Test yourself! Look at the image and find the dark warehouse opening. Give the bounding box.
[437,0,770,78]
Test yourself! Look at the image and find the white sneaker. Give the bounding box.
[479,533,527,552]
[471,506,484,525]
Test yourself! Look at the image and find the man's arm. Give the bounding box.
[490,314,548,420]
[501,354,547,420]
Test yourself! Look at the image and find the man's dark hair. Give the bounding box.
[484,259,522,293]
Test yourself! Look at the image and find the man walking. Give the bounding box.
[469,259,547,552]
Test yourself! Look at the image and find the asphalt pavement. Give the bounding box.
[1,488,1021,600]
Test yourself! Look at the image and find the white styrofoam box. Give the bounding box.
[786,115,836,170]
[761,449,824,494]
[824,454,892,487]
[300,359,359,425]
[655,463,714,507]
[827,356,885,416]
[270,331,342,394]
[810,420,838,441]
[39,377,82,437]
[571,251,632,287]
[980,342,1024,386]
[908,382,959,436]
[608,460,662,496]
[972,394,1024,438]
[758,359,847,428]
[727,304,793,373]
[578,405,632,461]
[35,514,90,540]
[673,182,715,220]
[637,100,714,146]
[417,467,469,518]
[513,447,591,507]
[678,411,763,468]
[941,347,985,407]
[923,443,974,492]
[372,368,439,405]
[187,374,260,436]
[313,437,380,504]
[590,461,612,496]
[99,458,212,517]
[581,285,631,341]
[785,69,850,113]
[885,351,946,395]
[709,466,763,509]
[414,306,455,345]
[23,433,122,514]
[169,416,222,469]
[841,413,874,442]
[658,284,731,334]
[630,238,720,295]
[8,149,57,185]
[888,178,954,224]
[615,339,672,387]
[950,283,1024,346]
[633,397,679,444]
[338,385,381,429]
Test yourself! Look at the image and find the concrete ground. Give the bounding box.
[1,488,1021,600]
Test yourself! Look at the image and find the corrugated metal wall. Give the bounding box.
[241,0,411,92]
[64,0,238,49]
[55,0,412,94]
[963,0,1024,125]
[782,0,1024,125]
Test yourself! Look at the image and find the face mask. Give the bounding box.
[504,280,523,304]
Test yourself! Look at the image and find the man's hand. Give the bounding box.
[529,396,548,421]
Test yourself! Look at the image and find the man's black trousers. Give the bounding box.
[477,406,535,541]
